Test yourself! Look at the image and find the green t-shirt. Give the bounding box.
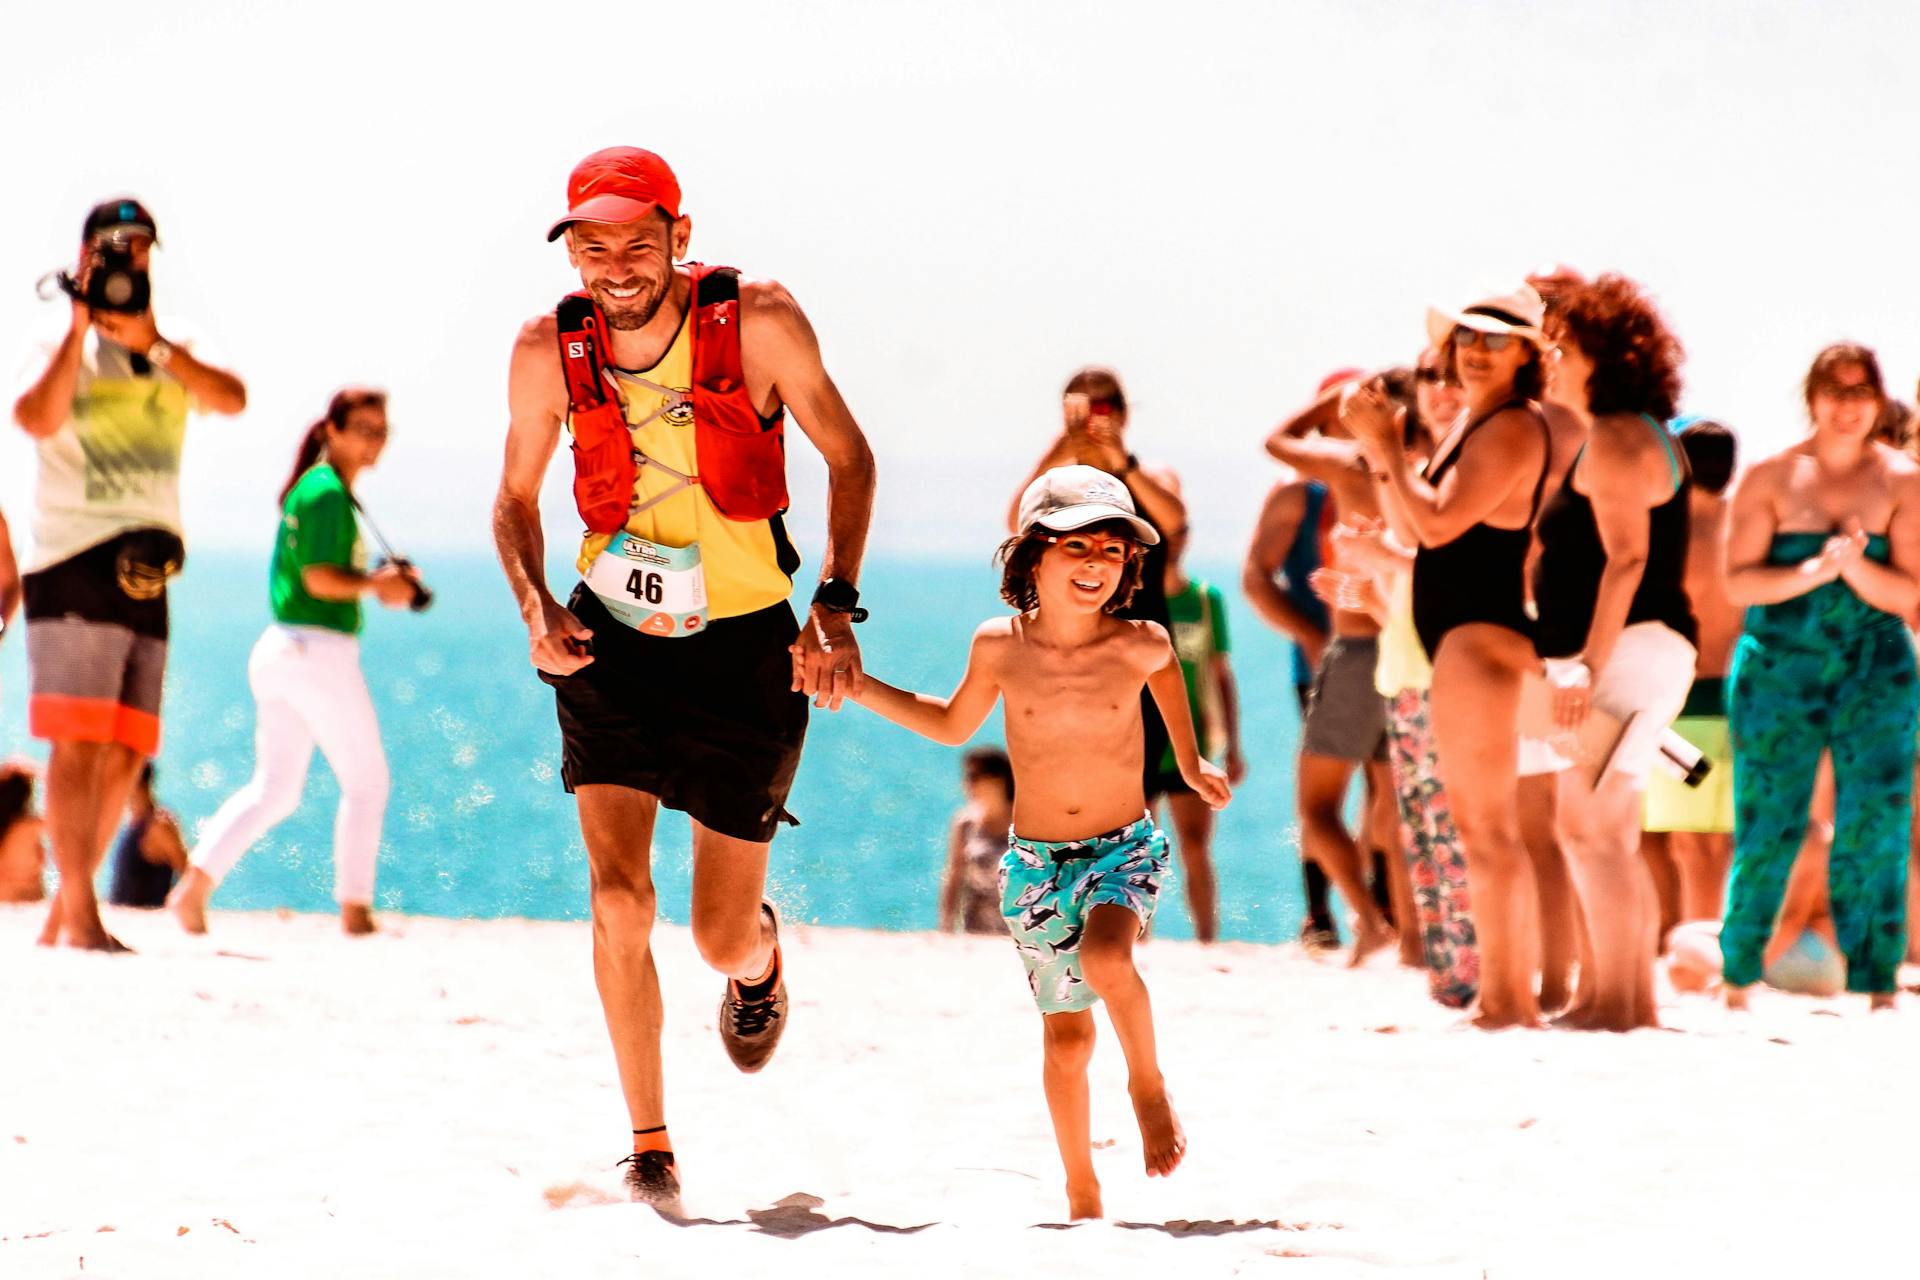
[1162,579,1231,767]
[270,463,363,634]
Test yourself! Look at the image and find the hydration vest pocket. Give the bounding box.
[569,401,638,536]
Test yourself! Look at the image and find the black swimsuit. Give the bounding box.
[1531,415,1698,659]
[1411,400,1553,660]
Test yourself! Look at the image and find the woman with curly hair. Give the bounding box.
[1720,343,1920,1012]
[1530,274,1698,1030]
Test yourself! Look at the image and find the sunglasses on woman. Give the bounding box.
[1816,382,1880,403]
[1414,367,1447,384]
[1452,327,1518,354]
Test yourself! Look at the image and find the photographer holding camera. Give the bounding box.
[11,198,246,951]
[168,388,424,938]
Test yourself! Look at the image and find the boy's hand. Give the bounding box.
[1185,758,1232,810]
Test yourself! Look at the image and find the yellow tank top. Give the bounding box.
[1374,573,1434,695]
[572,313,795,620]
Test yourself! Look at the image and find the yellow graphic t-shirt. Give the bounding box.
[572,314,795,620]
[23,327,197,573]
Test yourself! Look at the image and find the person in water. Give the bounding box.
[1719,342,1920,1012]
[849,465,1229,1220]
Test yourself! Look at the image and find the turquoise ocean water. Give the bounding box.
[0,553,1316,942]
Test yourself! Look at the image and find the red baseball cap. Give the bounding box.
[546,147,682,242]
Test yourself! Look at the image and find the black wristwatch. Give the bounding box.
[1122,452,1141,476]
[811,577,869,623]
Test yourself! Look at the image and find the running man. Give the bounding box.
[493,148,876,1204]
[848,466,1229,1219]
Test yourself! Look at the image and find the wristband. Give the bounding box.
[812,577,869,623]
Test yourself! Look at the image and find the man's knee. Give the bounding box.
[590,867,657,944]
[690,905,764,976]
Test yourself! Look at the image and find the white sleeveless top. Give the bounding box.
[19,322,206,573]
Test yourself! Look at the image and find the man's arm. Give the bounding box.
[92,311,246,415]
[12,308,89,439]
[493,315,592,675]
[743,279,877,711]
[1241,480,1328,666]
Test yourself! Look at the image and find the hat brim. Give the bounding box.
[546,195,667,242]
[1032,504,1161,546]
[1426,306,1545,352]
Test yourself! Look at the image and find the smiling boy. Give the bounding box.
[842,465,1230,1219]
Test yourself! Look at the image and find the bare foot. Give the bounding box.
[1469,1008,1542,1030]
[1538,979,1573,1015]
[1130,1086,1187,1177]
[1066,1179,1103,1221]
[341,903,377,936]
[1724,985,1751,1011]
[168,870,213,935]
[1346,916,1396,969]
[1556,1001,1656,1032]
[65,923,133,953]
[1870,992,1897,1012]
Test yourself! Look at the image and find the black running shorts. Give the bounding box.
[540,584,809,843]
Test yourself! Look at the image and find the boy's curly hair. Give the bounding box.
[996,520,1145,615]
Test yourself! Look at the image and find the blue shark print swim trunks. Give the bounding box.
[999,814,1172,1014]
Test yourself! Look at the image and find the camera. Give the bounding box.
[380,558,435,613]
[52,236,151,315]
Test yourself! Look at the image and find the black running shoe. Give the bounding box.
[718,902,788,1073]
[617,1150,680,1206]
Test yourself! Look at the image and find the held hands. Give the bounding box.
[1543,655,1594,733]
[530,599,594,675]
[789,604,865,710]
[1183,757,1233,810]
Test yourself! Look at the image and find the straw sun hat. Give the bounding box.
[1426,284,1547,351]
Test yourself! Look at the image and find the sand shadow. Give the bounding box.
[1035,1218,1327,1236]
[656,1192,936,1237]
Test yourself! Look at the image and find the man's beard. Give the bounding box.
[592,276,670,331]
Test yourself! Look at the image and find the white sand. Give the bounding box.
[2,905,1915,1279]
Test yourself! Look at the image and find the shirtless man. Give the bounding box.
[493,148,875,1204]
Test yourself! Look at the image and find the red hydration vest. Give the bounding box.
[556,263,790,535]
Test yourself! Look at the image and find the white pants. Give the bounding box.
[189,626,390,905]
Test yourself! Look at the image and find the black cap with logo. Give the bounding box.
[82,197,159,246]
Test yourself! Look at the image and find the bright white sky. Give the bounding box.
[3,0,1917,565]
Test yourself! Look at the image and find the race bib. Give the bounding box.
[584,533,709,637]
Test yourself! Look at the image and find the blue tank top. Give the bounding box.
[1744,533,1904,648]
[1282,482,1331,686]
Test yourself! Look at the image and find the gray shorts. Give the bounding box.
[1300,635,1388,762]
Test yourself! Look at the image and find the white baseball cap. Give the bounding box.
[1016,465,1161,545]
